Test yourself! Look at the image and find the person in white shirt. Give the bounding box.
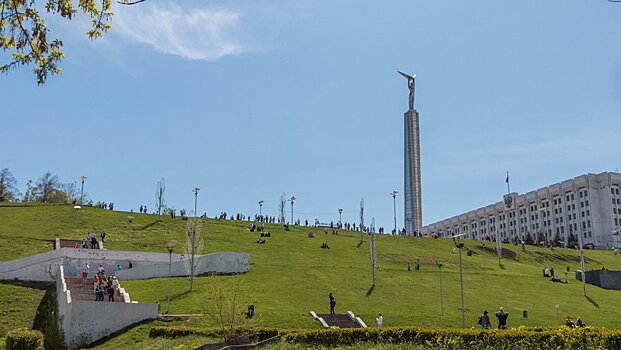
[376,313,383,329]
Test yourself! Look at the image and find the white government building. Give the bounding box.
[421,172,621,248]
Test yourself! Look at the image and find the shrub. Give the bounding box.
[281,326,621,350]
[5,328,44,350]
[149,326,279,343]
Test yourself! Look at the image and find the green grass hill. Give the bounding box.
[1,204,620,349]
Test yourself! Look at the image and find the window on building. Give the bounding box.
[581,211,585,217]
[573,213,576,219]
[586,210,590,216]
[587,220,591,228]
[580,202,584,208]
[572,194,575,200]
[616,188,620,195]
[572,204,576,210]
[585,200,589,206]
[580,191,583,198]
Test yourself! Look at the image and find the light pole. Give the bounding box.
[189,187,200,291]
[288,196,296,225]
[79,176,87,204]
[166,241,176,314]
[258,200,264,218]
[612,229,621,271]
[73,205,81,240]
[127,216,134,250]
[192,187,200,219]
[338,208,343,227]
[390,191,398,234]
[539,207,547,247]
[481,242,486,273]
[452,233,466,329]
[579,229,587,297]
[436,260,444,317]
[494,218,502,267]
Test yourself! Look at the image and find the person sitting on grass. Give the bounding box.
[565,316,576,328]
[576,317,586,327]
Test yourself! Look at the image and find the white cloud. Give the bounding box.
[114,3,245,60]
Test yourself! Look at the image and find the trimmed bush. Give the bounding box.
[149,326,279,343]
[5,328,44,350]
[281,326,621,349]
[149,325,621,349]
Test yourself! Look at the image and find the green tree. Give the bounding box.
[33,171,64,203]
[0,0,113,85]
[0,167,18,201]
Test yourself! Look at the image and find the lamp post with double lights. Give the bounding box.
[166,240,177,314]
[338,208,343,227]
[258,200,264,218]
[452,233,467,329]
[79,176,87,204]
[288,196,296,225]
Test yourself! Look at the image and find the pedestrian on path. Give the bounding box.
[329,293,336,314]
[376,313,383,329]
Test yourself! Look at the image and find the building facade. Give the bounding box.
[422,172,621,248]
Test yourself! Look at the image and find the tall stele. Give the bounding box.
[399,71,423,236]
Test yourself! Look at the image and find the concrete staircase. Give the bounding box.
[310,311,367,328]
[64,277,125,302]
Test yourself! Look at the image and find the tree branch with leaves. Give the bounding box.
[0,0,112,84]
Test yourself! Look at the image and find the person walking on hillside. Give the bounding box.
[478,310,492,330]
[376,313,383,330]
[495,307,509,329]
[329,293,336,314]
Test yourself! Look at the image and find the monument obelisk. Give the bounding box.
[398,71,422,236]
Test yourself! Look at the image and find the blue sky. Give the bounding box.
[2,0,621,230]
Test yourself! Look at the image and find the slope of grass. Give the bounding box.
[1,204,621,349]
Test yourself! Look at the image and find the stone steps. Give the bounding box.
[65,277,125,302]
[316,314,362,328]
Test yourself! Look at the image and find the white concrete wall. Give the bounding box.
[1,248,248,282]
[56,266,159,348]
[115,252,250,280]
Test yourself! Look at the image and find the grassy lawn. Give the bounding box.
[1,204,621,349]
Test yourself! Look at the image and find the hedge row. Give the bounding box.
[5,328,44,350]
[282,327,621,350]
[149,326,279,343]
[150,326,621,350]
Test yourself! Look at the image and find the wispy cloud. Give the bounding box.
[114,3,246,60]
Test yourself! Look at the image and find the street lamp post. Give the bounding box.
[539,208,548,247]
[436,260,444,317]
[390,191,398,234]
[481,242,486,273]
[166,241,176,314]
[452,234,466,329]
[73,205,81,240]
[127,216,134,250]
[258,200,264,218]
[579,229,587,297]
[79,176,87,204]
[189,187,200,291]
[288,196,296,225]
[338,208,343,227]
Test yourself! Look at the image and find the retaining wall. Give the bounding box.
[56,266,159,348]
[116,252,250,280]
[580,269,621,290]
[1,248,250,282]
